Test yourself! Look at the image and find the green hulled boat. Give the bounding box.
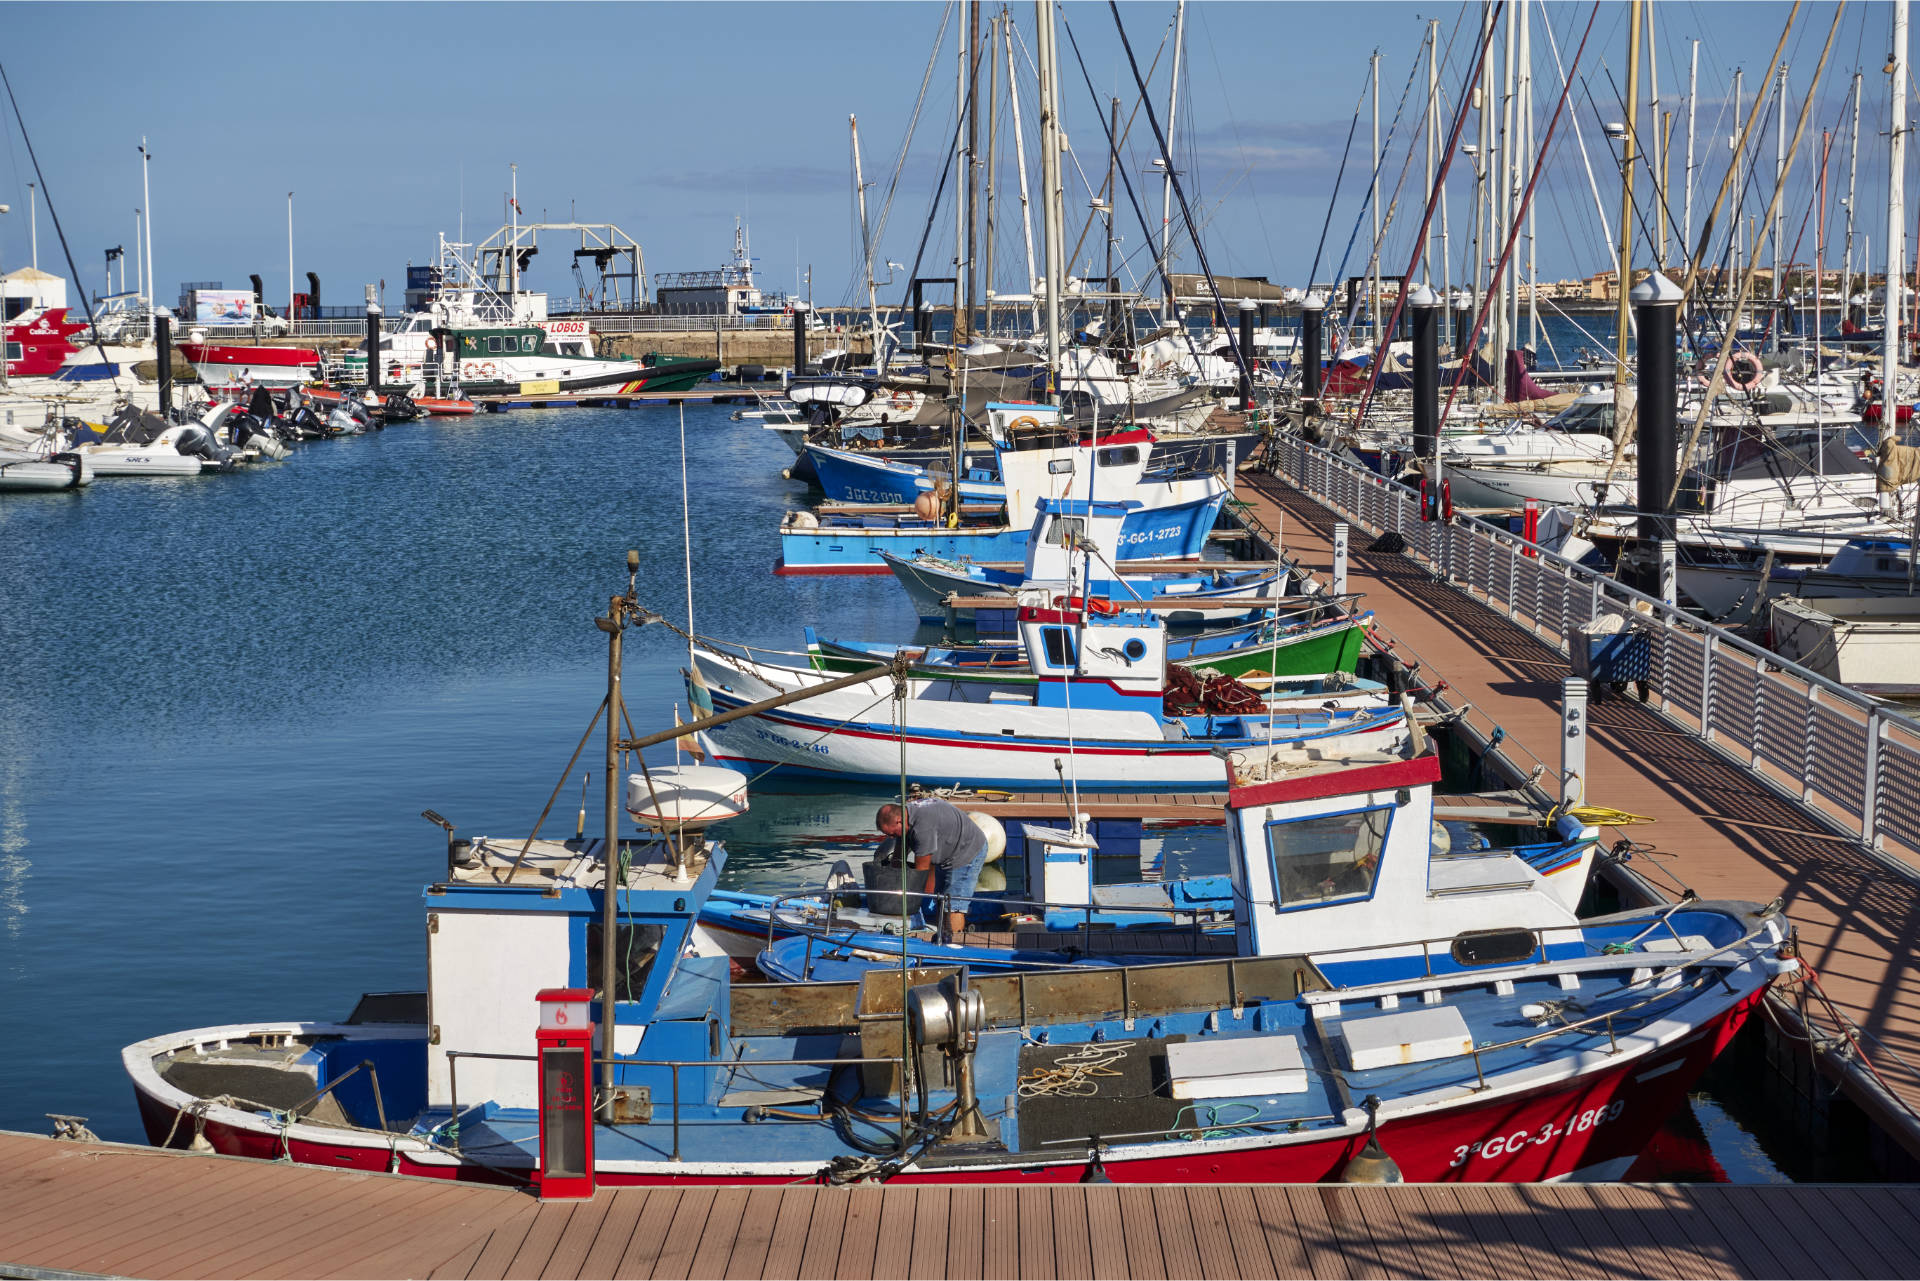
[803,610,1372,687]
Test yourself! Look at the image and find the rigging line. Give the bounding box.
[1303,83,1370,301]
[869,1,954,263]
[1432,3,1602,434]
[892,70,976,324]
[1058,13,1211,370]
[1326,47,1427,336]
[1191,5,1282,277]
[1107,0,1254,387]
[0,61,126,394]
[1345,1,1516,429]
[1057,15,1169,278]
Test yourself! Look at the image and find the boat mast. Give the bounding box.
[1104,96,1120,341]
[1883,0,1909,506]
[1007,13,1040,338]
[1648,2,1665,266]
[1435,17,1453,347]
[510,164,519,297]
[1037,0,1064,402]
[1370,49,1382,342]
[1473,2,1491,385]
[953,8,969,349]
[1498,0,1516,369]
[1844,73,1862,315]
[1163,0,1187,319]
[983,9,1001,339]
[1732,68,1744,315]
[962,0,982,347]
[1685,39,1699,268]
[851,115,882,357]
[1522,0,1538,348]
[1775,64,1788,351]
[1613,0,1641,394]
[1424,19,1437,286]
[139,138,153,340]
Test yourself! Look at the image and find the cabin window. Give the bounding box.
[585,921,666,1001]
[1043,516,1086,547]
[3,297,26,320]
[1264,806,1390,910]
[1040,626,1078,668]
[487,337,503,353]
[1096,446,1140,467]
[3,342,19,361]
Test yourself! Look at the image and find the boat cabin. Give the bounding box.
[1220,744,1598,971]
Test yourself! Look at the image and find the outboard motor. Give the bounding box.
[325,404,363,436]
[381,392,421,423]
[172,422,236,470]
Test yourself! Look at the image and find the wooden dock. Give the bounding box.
[4,1129,1917,1280]
[1237,468,1920,1154]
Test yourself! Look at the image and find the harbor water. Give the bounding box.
[0,397,1858,1181]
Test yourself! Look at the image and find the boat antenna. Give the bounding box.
[0,61,126,395]
[680,401,696,665]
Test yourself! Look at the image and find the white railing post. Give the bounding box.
[1701,634,1717,744]
[1864,709,1883,848]
[1658,539,1678,609]
[1561,677,1589,811]
[1803,685,1819,804]
[1332,522,1349,596]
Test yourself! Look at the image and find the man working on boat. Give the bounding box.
[876,799,987,941]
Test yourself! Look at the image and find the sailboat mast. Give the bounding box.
[1685,39,1699,267]
[1775,64,1788,349]
[1882,0,1909,489]
[851,115,881,356]
[963,0,982,347]
[1648,1,1665,265]
[983,10,1001,339]
[1498,0,1516,367]
[1522,0,1538,348]
[1007,12,1039,337]
[1370,49,1382,341]
[953,8,971,348]
[1844,72,1862,313]
[1104,96,1120,338]
[1613,0,1642,388]
[1424,19,1437,286]
[1037,0,1064,402]
[1163,0,1186,318]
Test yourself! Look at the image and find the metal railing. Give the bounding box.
[445,1049,907,1162]
[1264,434,1920,867]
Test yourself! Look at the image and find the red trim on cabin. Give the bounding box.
[1225,753,1440,810]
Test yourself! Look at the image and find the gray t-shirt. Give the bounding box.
[901,798,987,869]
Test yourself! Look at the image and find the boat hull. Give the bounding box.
[128,983,1767,1185]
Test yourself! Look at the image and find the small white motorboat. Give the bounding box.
[0,448,90,491]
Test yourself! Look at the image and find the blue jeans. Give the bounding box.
[924,842,988,923]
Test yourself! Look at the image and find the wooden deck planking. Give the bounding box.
[1241,472,1920,1123]
[537,1191,623,1281]
[14,1134,1920,1278]
[792,1184,848,1281]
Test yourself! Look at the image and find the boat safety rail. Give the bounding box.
[759,884,1228,972]
[1263,432,1920,868]
[443,1049,908,1162]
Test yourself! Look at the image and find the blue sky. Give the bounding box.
[0,2,1901,313]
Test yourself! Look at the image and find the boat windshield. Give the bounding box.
[1543,400,1615,436]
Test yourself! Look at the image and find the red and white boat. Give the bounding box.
[176,341,320,389]
[121,597,1796,1190]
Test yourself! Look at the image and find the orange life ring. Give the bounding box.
[891,390,912,411]
[1726,351,1762,390]
[1008,415,1042,433]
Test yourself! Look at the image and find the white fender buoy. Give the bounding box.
[967,810,1006,863]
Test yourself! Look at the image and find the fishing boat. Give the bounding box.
[122,642,1795,1185]
[176,339,321,389]
[874,494,1290,627]
[686,587,1406,791]
[778,406,1228,574]
[805,608,1373,685]
[751,736,1601,984]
